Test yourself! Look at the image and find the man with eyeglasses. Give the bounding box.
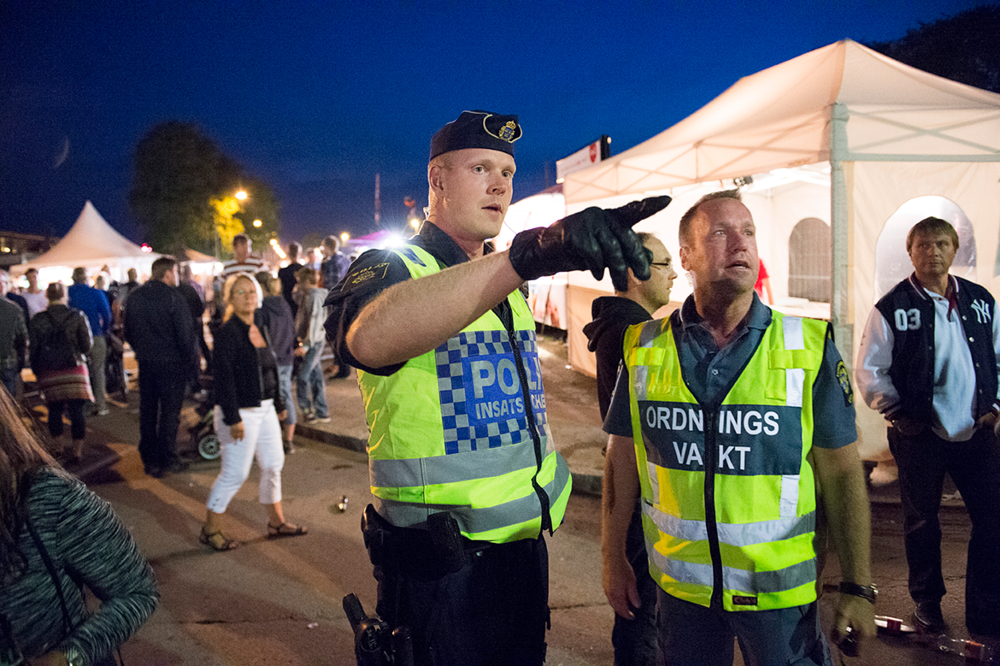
[584,232,677,665]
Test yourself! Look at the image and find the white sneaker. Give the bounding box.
[306,415,330,424]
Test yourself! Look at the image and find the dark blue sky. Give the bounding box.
[1,1,993,245]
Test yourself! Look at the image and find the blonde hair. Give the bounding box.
[222,273,262,323]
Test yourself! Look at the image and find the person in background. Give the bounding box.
[22,268,48,319]
[255,271,298,454]
[0,271,27,397]
[583,232,677,666]
[320,235,353,378]
[602,190,875,664]
[304,247,322,271]
[0,386,158,666]
[116,267,140,327]
[754,258,773,305]
[29,283,93,463]
[221,234,265,279]
[178,263,209,388]
[3,269,30,323]
[294,267,329,424]
[123,257,198,479]
[278,241,304,317]
[855,216,1000,641]
[68,267,112,417]
[202,273,307,551]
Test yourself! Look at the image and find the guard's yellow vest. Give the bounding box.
[358,244,571,543]
[624,311,826,611]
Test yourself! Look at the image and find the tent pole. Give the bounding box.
[830,103,852,364]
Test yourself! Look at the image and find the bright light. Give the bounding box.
[340,232,350,243]
[269,238,287,259]
[253,219,262,228]
[409,218,420,231]
[235,190,248,200]
[140,243,153,253]
[383,233,404,248]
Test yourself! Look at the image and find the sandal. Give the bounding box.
[199,527,239,551]
[268,522,308,539]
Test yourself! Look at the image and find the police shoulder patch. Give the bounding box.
[836,360,853,406]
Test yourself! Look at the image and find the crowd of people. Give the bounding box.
[1,108,997,666]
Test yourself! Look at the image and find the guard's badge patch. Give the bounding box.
[836,360,853,406]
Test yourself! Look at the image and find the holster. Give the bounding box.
[361,504,483,581]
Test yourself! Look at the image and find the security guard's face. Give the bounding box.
[908,231,956,283]
[432,148,515,247]
[680,198,758,297]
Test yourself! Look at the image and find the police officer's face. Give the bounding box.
[433,148,515,245]
[908,231,956,282]
[680,198,758,296]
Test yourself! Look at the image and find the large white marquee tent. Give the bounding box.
[12,201,156,281]
[561,39,1000,459]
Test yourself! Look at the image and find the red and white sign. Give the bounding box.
[556,138,604,182]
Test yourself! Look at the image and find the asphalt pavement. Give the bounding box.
[46,333,980,665]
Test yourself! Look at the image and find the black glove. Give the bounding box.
[507,196,672,292]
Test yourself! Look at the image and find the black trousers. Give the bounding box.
[137,361,186,470]
[47,399,86,440]
[888,425,1000,637]
[612,502,659,666]
[374,534,549,666]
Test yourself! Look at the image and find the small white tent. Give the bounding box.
[12,201,155,279]
[562,40,1000,459]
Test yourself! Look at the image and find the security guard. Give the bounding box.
[325,110,669,665]
[601,190,876,664]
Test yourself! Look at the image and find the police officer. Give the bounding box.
[325,110,667,665]
[856,216,1000,640]
[601,190,875,664]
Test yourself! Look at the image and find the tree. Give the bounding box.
[129,122,280,257]
[867,5,999,93]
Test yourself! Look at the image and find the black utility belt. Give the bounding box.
[361,504,495,580]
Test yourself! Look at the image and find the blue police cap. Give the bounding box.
[429,110,522,161]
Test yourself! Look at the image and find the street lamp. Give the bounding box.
[340,232,350,243]
[235,190,248,201]
[253,219,262,228]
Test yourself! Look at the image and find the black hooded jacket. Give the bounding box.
[582,296,653,421]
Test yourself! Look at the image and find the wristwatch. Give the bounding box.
[839,581,878,604]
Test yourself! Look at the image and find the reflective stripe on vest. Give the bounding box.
[358,244,571,543]
[625,311,825,611]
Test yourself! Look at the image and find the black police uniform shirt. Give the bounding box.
[324,222,513,377]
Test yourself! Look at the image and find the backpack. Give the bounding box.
[33,310,80,373]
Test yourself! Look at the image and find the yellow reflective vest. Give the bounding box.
[624,311,826,611]
[358,244,571,543]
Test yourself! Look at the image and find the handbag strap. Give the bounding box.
[25,513,75,636]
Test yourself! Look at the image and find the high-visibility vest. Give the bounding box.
[624,311,826,611]
[358,244,571,543]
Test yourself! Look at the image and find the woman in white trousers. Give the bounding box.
[200,273,307,551]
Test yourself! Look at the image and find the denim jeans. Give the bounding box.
[296,343,328,418]
[276,364,296,425]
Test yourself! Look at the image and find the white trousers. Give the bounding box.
[206,399,284,513]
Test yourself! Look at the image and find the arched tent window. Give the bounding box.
[788,217,831,303]
[873,196,976,302]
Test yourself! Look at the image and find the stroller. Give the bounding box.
[189,396,221,460]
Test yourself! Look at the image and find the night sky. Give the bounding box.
[1,1,994,246]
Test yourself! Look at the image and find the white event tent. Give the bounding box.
[561,39,1000,459]
[12,201,157,281]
